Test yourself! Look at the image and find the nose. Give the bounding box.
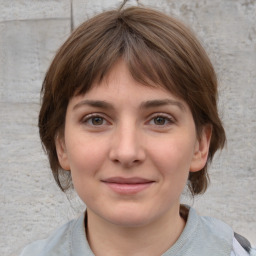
[109,123,146,168]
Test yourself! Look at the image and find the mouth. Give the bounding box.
[101,177,155,194]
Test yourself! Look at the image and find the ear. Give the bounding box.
[55,134,70,171]
[190,125,212,172]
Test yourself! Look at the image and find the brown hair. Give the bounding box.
[39,6,226,194]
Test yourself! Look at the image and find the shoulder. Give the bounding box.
[196,210,234,247]
[199,213,254,256]
[196,209,253,256]
[231,234,255,256]
[184,207,253,256]
[19,215,84,256]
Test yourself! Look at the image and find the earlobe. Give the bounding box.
[190,125,212,172]
[55,135,70,171]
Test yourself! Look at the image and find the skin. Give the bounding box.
[56,60,211,255]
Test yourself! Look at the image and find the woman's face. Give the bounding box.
[56,60,210,228]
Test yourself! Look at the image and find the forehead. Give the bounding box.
[69,60,188,113]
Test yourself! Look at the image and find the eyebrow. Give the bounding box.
[73,100,114,110]
[73,99,185,111]
[140,99,185,111]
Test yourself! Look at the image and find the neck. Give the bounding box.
[86,206,186,256]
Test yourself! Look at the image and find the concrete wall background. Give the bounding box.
[0,0,255,255]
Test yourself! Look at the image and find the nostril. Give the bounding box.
[111,156,142,168]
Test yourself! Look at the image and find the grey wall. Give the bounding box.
[0,0,255,255]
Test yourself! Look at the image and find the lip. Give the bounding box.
[101,177,155,194]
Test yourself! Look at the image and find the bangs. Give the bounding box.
[72,11,180,98]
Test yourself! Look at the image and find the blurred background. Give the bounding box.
[0,0,255,255]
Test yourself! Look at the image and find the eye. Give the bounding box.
[90,116,104,125]
[148,114,174,126]
[82,114,109,126]
[153,116,168,125]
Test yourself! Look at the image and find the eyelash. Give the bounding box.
[81,113,110,126]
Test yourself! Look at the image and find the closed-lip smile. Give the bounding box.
[101,177,155,194]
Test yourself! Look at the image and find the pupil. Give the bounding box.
[154,117,165,125]
[92,117,103,125]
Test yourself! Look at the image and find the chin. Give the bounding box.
[104,206,157,228]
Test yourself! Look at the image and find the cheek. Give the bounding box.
[66,136,109,178]
[148,136,195,179]
[66,137,109,203]
[149,141,193,202]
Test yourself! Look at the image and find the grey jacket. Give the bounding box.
[19,207,252,256]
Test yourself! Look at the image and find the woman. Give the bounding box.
[20,3,254,256]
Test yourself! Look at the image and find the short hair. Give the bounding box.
[39,6,226,195]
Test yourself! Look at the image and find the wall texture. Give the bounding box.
[0,0,255,255]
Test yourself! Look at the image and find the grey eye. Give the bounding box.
[153,116,167,125]
[91,117,104,125]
